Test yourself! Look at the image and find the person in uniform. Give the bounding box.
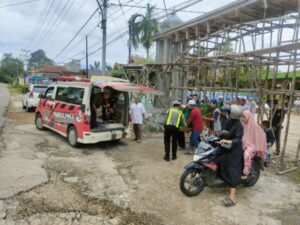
[164,101,186,161]
[177,102,190,149]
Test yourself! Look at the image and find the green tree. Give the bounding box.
[0,53,24,83]
[89,61,101,70]
[129,4,159,60]
[28,49,54,70]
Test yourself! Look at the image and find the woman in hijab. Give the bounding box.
[216,104,244,207]
[241,110,266,178]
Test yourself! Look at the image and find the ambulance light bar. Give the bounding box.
[58,76,90,83]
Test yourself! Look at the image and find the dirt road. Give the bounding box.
[0,90,300,225]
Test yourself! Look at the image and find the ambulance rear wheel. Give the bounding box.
[67,126,79,147]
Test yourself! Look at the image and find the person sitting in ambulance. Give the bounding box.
[101,92,115,122]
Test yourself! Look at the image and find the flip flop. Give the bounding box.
[241,175,248,180]
[223,197,236,207]
[184,150,194,155]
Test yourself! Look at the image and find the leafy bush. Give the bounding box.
[18,84,29,93]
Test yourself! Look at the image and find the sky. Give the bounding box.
[0,0,237,67]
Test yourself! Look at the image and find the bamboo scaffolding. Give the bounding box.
[137,0,300,169]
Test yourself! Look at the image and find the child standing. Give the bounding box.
[261,120,275,166]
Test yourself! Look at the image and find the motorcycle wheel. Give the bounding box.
[243,160,260,187]
[180,169,205,197]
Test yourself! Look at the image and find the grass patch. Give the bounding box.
[289,170,300,184]
[7,85,22,95]
[7,84,28,95]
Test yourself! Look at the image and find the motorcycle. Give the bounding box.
[179,131,261,197]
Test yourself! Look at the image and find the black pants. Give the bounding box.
[164,125,179,157]
[178,131,185,148]
[91,109,97,129]
[133,124,142,140]
[273,126,281,153]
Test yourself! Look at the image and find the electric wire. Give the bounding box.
[0,0,41,9]
[36,0,64,45]
[63,0,149,60]
[53,8,99,60]
[39,0,72,46]
[27,0,49,49]
[40,0,76,46]
[30,0,55,50]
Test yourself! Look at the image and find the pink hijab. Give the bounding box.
[242,110,267,161]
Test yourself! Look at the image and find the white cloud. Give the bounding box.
[0,0,235,66]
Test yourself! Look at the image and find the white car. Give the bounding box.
[22,84,48,112]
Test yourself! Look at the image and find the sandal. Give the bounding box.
[184,150,194,155]
[223,197,236,207]
[241,175,248,180]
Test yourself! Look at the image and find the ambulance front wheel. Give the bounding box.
[35,113,45,131]
[67,126,79,147]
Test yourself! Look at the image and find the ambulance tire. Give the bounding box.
[35,113,45,131]
[67,126,79,147]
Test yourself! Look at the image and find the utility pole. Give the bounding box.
[86,35,89,78]
[96,0,107,75]
[20,49,31,84]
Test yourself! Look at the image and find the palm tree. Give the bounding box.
[128,4,158,60]
[89,61,101,70]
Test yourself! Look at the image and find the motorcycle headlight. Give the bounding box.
[193,154,201,161]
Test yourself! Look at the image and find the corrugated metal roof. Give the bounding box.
[154,0,299,40]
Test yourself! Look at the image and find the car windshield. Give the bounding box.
[32,86,47,93]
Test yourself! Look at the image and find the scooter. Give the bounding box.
[179,131,261,197]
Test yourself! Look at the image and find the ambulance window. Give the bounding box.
[56,87,68,102]
[117,93,125,105]
[55,87,84,105]
[45,87,54,100]
[67,87,84,105]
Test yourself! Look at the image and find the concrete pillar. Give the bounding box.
[171,38,189,102]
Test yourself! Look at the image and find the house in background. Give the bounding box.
[28,65,82,84]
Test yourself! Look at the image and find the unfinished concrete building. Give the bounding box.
[139,0,300,169]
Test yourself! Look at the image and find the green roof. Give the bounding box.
[266,71,300,80]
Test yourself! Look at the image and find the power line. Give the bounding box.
[109,3,207,14]
[80,0,205,60]
[53,8,99,60]
[29,0,49,41]
[30,0,55,50]
[67,0,157,61]
[162,0,168,18]
[117,0,127,21]
[66,24,100,59]
[0,0,41,9]
[48,0,89,55]
[36,0,64,45]
[64,0,88,28]
[65,0,149,60]
[39,0,74,46]
[65,0,201,62]
[80,30,128,60]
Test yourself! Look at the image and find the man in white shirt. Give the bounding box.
[130,96,146,143]
[239,97,250,112]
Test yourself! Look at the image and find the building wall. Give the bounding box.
[64,60,81,72]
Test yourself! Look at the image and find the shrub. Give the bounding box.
[18,84,29,93]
